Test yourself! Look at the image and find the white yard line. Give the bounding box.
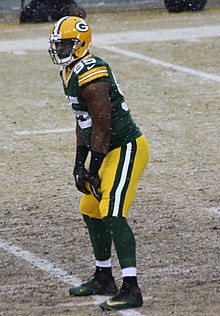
[206,207,220,216]
[0,238,147,316]
[0,238,81,286]
[100,45,220,83]
[15,127,75,135]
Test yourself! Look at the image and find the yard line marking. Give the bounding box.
[207,207,220,216]
[15,127,75,135]
[58,300,152,308]
[100,46,220,83]
[119,311,147,316]
[0,238,81,286]
[0,239,146,316]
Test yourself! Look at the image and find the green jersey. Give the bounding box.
[60,54,142,151]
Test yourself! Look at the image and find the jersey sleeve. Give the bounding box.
[76,55,111,88]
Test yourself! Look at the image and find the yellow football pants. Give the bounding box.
[79,135,149,219]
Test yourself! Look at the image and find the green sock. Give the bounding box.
[104,217,136,269]
[83,214,112,261]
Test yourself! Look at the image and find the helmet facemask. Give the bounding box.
[48,36,86,66]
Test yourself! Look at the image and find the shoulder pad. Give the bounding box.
[74,56,109,87]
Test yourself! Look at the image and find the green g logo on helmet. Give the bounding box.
[75,21,89,32]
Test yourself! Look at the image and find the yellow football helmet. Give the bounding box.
[48,16,92,66]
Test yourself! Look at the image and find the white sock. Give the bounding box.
[122,267,137,277]
[96,258,112,268]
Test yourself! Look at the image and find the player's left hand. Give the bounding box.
[73,166,90,194]
[87,173,102,202]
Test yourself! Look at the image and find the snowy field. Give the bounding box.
[0,6,220,316]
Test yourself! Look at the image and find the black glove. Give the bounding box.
[87,173,101,202]
[73,166,90,195]
[74,148,105,201]
[73,166,101,201]
[75,145,89,168]
[88,151,106,201]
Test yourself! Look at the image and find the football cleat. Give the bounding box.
[100,282,143,310]
[69,270,118,296]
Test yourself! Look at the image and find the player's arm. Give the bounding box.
[75,122,89,167]
[81,81,112,201]
[73,122,90,195]
[81,81,112,154]
[76,122,86,146]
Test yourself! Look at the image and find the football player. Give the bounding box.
[48,16,150,311]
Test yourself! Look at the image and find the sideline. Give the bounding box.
[0,238,147,316]
[94,25,220,46]
[1,25,220,52]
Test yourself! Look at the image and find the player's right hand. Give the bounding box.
[73,166,90,194]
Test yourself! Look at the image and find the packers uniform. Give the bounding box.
[60,54,149,219]
[49,16,148,310]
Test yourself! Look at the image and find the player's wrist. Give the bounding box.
[75,145,89,168]
[90,151,106,175]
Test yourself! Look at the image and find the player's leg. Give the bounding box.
[69,190,117,296]
[69,135,149,300]
[100,135,149,310]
